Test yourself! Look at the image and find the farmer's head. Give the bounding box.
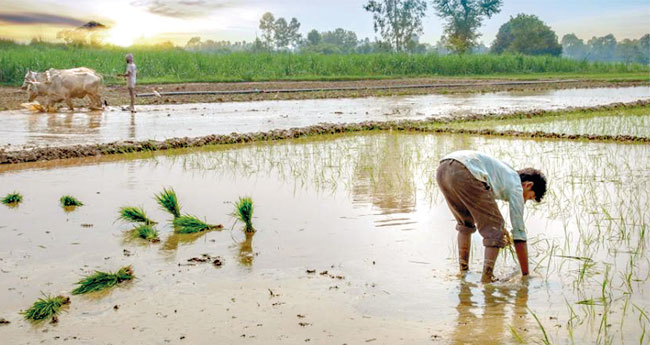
[518,168,547,203]
[125,53,134,63]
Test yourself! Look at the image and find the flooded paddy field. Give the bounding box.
[438,106,650,138]
[0,132,648,344]
[0,86,648,151]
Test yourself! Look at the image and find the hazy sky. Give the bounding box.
[0,0,648,46]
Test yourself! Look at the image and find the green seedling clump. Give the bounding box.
[155,187,181,218]
[133,224,160,242]
[173,215,223,234]
[72,266,135,295]
[119,206,156,225]
[233,197,255,233]
[22,295,70,322]
[60,195,83,207]
[2,192,22,205]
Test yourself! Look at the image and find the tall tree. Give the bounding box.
[307,29,322,45]
[587,34,617,62]
[491,14,562,56]
[287,18,302,49]
[322,28,359,52]
[259,12,275,49]
[432,0,502,54]
[561,34,587,60]
[273,17,290,49]
[363,0,428,52]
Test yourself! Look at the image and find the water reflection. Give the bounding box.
[451,279,529,344]
[237,232,255,267]
[352,134,416,215]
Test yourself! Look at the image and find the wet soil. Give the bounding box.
[0,132,648,344]
[1,100,648,164]
[0,78,646,111]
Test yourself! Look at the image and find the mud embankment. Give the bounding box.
[1,100,648,165]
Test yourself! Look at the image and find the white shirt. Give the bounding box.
[126,63,137,88]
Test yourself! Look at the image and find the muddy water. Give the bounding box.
[0,86,648,151]
[0,132,649,344]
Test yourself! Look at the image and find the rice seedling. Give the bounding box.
[2,192,22,205]
[155,187,181,218]
[60,195,83,207]
[528,307,551,345]
[173,214,222,234]
[132,224,160,242]
[118,206,156,225]
[233,197,255,233]
[71,266,134,295]
[21,295,70,322]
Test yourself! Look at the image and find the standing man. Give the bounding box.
[436,150,547,283]
[118,53,137,113]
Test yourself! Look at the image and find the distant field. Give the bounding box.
[1,43,648,85]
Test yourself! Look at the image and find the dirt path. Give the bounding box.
[1,78,646,111]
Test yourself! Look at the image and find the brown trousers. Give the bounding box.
[436,159,508,248]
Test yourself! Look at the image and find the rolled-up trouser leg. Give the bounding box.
[437,159,507,248]
[437,160,478,271]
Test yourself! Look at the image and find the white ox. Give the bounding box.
[23,68,103,111]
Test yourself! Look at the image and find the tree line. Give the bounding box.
[183,0,648,64]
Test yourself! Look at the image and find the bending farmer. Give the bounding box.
[436,150,547,283]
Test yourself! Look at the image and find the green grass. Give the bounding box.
[21,295,70,322]
[71,266,134,295]
[233,197,255,233]
[2,192,22,205]
[118,206,156,225]
[1,43,647,86]
[132,224,160,242]
[60,195,83,207]
[173,214,222,234]
[155,187,180,218]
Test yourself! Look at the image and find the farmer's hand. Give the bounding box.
[503,229,512,246]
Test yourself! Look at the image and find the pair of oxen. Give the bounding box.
[22,67,103,112]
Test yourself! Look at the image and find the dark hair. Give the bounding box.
[518,168,547,202]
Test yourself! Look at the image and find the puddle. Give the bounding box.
[0,132,648,344]
[0,86,648,151]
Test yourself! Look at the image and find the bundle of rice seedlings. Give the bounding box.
[173,214,222,234]
[60,195,83,207]
[118,206,156,225]
[155,188,181,218]
[72,266,134,295]
[233,197,255,233]
[22,295,70,322]
[2,192,22,205]
[132,224,160,242]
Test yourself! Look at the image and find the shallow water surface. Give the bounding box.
[0,86,648,151]
[0,132,648,344]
